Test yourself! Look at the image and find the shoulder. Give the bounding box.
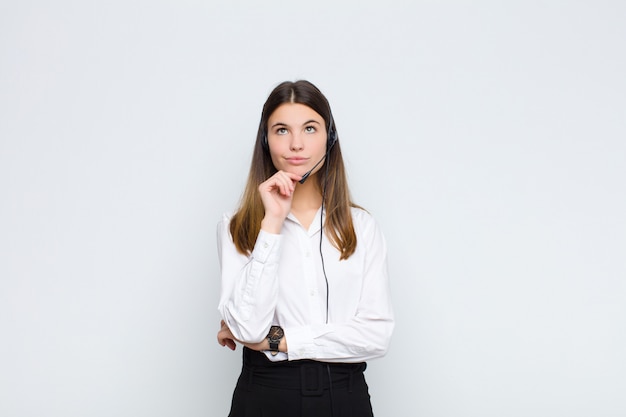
[219,211,235,224]
[217,211,235,236]
[349,206,387,251]
[350,206,381,233]
[350,206,375,223]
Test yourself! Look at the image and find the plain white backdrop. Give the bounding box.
[1,1,625,416]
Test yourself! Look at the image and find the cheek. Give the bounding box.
[268,150,282,169]
[313,140,328,157]
[267,139,289,166]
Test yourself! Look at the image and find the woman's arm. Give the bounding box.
[284,211,394,363]
[217,320,288,353]
[217,216,282,343]
[217,171,300,343]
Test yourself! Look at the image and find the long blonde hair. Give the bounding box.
[229,80,358,260]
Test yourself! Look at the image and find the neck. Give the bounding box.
[292,174,323,211]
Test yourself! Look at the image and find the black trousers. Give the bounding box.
[227,347,374,417]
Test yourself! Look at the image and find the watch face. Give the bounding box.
[269,326,284,340]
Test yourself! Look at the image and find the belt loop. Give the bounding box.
[301,365,324,396]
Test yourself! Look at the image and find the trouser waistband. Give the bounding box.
[241,347,367,396]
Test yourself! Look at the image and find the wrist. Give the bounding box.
[261,218,284,234]
[266,325,285,356]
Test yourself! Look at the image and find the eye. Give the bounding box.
[304,126,317,133]
[275,127,288,135]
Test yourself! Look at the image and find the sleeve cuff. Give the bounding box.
[285,324,335,361]
[251,230,282,263]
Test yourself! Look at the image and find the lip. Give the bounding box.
[285,157,309,166]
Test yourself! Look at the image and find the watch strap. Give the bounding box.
[267,325,283,356]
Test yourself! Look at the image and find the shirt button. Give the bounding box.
[305,252,311,257]
[263,242,269,249]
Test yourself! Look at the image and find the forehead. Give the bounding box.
[268,103,324,126]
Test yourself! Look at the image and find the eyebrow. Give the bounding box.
[270,119,322,129]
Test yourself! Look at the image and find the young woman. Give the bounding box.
[217,80,394,417]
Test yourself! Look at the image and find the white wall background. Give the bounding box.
[1,1,625,416]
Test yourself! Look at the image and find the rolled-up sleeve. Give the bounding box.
[217,216,282,343]
[284,213,394,363]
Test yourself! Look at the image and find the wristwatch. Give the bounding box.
[267,325,284,356]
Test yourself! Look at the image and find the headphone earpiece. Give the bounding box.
[325,114,339,152]
[327,125,338,150]
[262,133,269,151]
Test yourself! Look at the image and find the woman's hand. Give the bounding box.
[217,320,270,352]
[217,320,237,351]
[258,170,302,233]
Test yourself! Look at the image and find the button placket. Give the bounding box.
[299,228,323,323]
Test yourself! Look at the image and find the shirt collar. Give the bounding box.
[286,207,325,236]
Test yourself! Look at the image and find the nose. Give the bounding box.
[290,132,304,151]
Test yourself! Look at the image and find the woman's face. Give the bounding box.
[266,103,328,178]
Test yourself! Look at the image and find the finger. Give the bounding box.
[275,171,299,195]
[217,329,230,346]
[264,171,300,196]
[219,333,235,350]
[260,176,287,196]
[268,172,291,196]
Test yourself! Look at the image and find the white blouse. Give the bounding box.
[217,207,394,363]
